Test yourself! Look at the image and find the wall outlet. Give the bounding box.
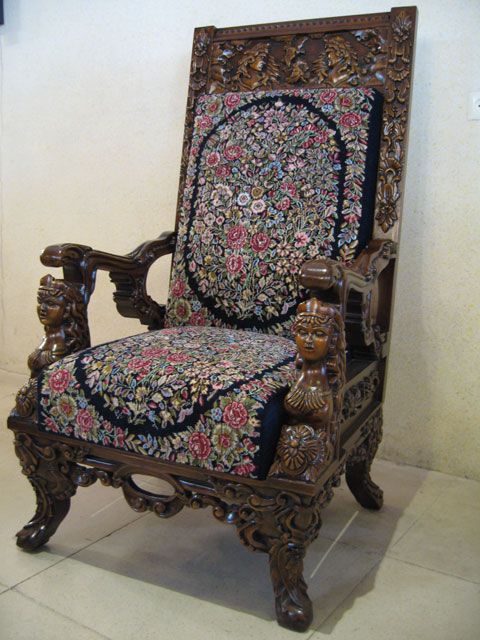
[468,92,480,120]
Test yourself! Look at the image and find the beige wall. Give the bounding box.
[1,1,479,479]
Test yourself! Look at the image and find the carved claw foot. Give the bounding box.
[13,432,81,551]
[346,462,383,510]
[269,541,313,632]
[16,493,71,551]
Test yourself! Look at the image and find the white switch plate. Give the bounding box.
[468,92,480,120]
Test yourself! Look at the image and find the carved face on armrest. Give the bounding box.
[294,299,335,363]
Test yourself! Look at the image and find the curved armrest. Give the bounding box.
[41,231,177,328]
[299,239,396,314]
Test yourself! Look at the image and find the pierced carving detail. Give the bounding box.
[375,10,414,232]
[342,370,380,423]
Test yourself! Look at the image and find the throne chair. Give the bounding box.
[8,7,417,632]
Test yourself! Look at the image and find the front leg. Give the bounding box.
[269,539,312,632]
[13,431,88,550]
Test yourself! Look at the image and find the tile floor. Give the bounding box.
[0,369,479,639]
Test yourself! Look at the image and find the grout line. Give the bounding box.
[10,588,113,640]
[90,496,124,518]
[311,557,383,635]
[310,511,359,579]
[383,554,480,586]
[11,512,147,591]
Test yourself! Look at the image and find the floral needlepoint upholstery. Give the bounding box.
[165,87,383,336]
[37,327,297,478]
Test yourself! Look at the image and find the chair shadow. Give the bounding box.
[47,459,430,632]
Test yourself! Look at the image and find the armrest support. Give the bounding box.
[269,241,395,484]
[41,231,177,328]
[299,239,396,313]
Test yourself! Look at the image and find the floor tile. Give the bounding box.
[318,459,456,553]
[16,506,381,634]
[0,458,144,587]
[0,581,9,594]
[0,589,109,640]
[388,476,480,582]
[312,558,480,640]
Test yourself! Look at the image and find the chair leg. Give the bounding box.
[13,431,79,551]
[346,411,384,510]
[269,539,312,632]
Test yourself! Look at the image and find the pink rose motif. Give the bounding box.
[281,181,296,196]
[45,417,59,433]
[171,279,186,298]
[188,432,212,460]
[215,165,231,178]
[341,96,352,107]
[48,369,71,394]
[142,347,169,357]
[314,131,329,144]
[339,112,362,128]
[198,115,213,129]
[223,401,248,429]
[234,462,256,476]
[224,145,243,161]
[226,254,244,275]
[227,225,247,249]
[206,151,220,167]
[276,196,291,211]
[189,311,206,326]
[320,89,337,104]
[127,357,152,372]
[294,231,309,248]
[113,428,125,448]
[76,409,95,434]
[167,353,190,364]
[259,261,268,275]
[251,233,270,253]
[224,93,241,109]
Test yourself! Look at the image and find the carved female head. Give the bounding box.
[293,298,337,362]
[37,275,68,327]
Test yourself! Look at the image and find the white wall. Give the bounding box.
[1,1,479,479]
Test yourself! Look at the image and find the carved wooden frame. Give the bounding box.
[7,7,416,633]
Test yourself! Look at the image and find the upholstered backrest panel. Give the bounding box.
[165,87,382,336]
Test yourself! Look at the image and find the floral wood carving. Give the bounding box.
[15,275,90,417]
[375,9,415,232]
[341,370,380,423]
[269,298,346,482]
[177,27,215,221]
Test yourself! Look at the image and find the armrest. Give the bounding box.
[41,231,177,328]
[299,239,396,313]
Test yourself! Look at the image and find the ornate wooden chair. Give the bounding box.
[8,7,416,632]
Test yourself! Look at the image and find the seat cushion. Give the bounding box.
[37,327,297,479]
[165,87,383,337]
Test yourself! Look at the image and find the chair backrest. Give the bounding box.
[164,8,417,337]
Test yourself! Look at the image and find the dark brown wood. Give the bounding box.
[7,7,417,632]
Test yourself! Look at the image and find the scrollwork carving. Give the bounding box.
[375,9,415,232]
[13,433,89,550]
